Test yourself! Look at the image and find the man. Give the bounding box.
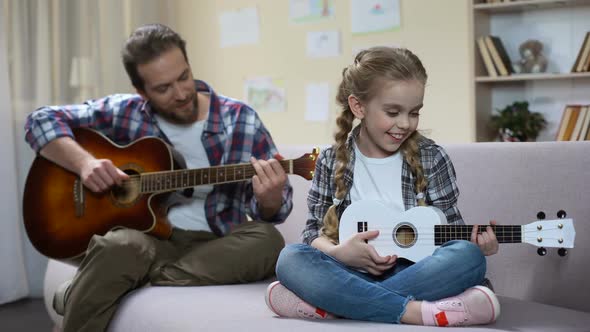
[25,24,292,332]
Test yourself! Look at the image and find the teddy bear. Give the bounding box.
[513,39,548,74]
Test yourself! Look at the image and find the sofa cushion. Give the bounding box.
[109,282,590,332]
[45,259,590,332]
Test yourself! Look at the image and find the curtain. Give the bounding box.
[1,0,175,302]
[0,1,30,305]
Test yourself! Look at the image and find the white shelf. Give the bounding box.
[474,0,590,13]
[476,72,590,82]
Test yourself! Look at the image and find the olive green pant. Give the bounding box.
[61,222,285,332]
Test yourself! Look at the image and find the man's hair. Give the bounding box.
[121,23,188,91]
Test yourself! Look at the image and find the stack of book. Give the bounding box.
[555,105,590,141]
[476,35,514,77]
[571,32,590,73]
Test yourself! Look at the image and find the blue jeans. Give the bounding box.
[275,240,486,324]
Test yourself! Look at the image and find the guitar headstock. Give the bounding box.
[523,218,575,248]
[290,148,320,180]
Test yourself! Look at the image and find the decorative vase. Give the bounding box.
[498,128,526,142]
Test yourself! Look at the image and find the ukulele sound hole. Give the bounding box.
[110,169,141,207]
[393,223,417,248]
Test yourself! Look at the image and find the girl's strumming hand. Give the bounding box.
[329,230,397,276]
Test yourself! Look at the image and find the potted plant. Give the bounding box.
[489,101,547,142]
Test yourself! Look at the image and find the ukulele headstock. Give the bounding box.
[524,210,575,250]
[291,148,320,180]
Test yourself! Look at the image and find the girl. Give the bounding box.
[265,47,500,327]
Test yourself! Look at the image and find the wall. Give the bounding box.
[97,0,178,96]
[173,0,474,146]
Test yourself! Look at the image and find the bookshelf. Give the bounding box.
[471,0,590,141]
[475,72,590,82]
[473,0,590,12]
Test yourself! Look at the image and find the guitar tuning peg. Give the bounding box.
[557,210,567,219]
[536,211,546,220]
[558,248,568,257]
[537,247,547,256]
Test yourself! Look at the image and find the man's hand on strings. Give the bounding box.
[80,158,129,193]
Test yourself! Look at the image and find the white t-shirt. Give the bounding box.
[154,114,213,232]
[350,142,405,215]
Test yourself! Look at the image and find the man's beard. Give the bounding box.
[155,93,199,124]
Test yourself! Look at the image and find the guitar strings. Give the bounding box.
[99,166,312,189]
[111,167,313,180]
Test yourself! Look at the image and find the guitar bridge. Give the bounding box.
[73,178,85,217]
[357,221,368,243]
[357,221,368,233]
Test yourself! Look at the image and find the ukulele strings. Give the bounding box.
[358,226,564,234]
[352,225,566,244]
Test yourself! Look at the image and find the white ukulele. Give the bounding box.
[338,200,576,263]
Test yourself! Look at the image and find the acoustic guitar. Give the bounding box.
[23,128,319,260]
[339,200,575,263]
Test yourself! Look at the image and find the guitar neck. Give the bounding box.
[137,159,294,193]
[434,225,522,245]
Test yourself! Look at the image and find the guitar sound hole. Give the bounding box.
[393,223,417,248]
[110,169,141,206]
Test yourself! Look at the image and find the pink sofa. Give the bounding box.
[44,141,590,331]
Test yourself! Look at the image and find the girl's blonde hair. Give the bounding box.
[321,47,428,243]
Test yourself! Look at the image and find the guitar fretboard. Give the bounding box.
[434,225,522,245]
[138,160,293,193]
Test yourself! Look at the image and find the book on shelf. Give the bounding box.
[555,106,572,141]
[477,37,498,77]
[555,105,590,141]
[570,106,588,141]
[571,32,590,73]
[582,39,590,72]
[485,35,514,76]
[563,106,580,141]
[556,105,578,141]
[577,106,590,141]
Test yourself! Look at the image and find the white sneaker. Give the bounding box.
[422,286,500,326]
[265,281,335,320]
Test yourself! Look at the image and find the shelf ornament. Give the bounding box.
[490,101,547,142]
[513,39,548,74]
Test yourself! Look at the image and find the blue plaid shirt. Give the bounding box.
[303,126,463,244]
[25,80,293,236]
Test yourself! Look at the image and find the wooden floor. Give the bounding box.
[0,298,54,332]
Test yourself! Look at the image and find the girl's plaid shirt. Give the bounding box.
[302,127,463,245]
